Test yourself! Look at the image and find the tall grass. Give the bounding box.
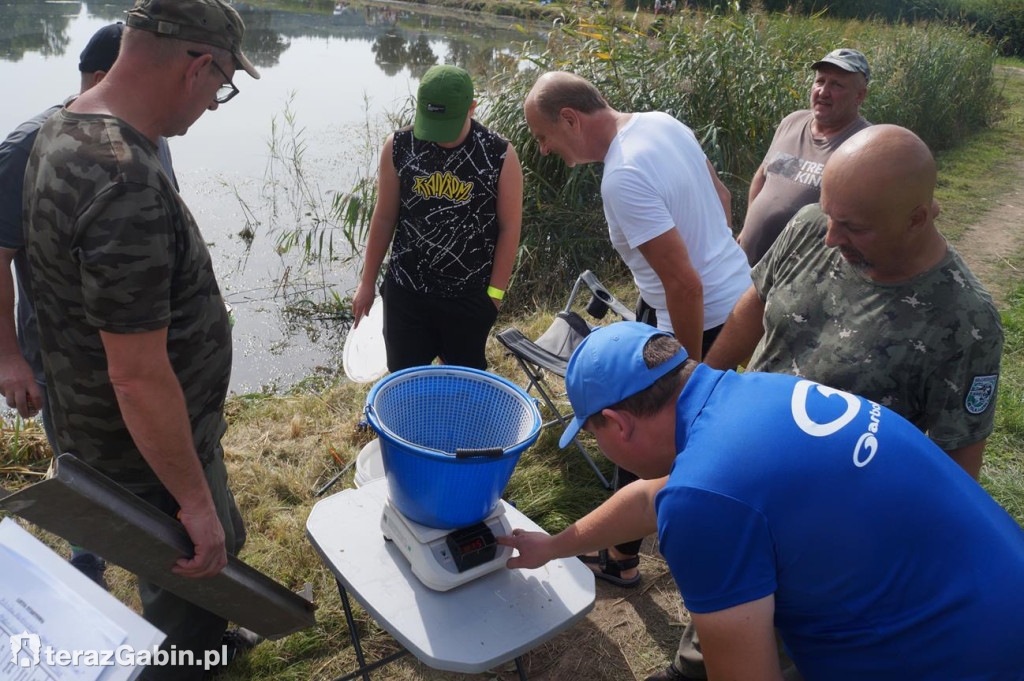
[479,8,997,302]
[296,6,997,309]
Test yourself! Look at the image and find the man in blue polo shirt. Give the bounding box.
[498,322,1024,680]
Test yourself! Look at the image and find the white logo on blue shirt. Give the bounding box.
[791,380,882,467]
[791,381,860,436]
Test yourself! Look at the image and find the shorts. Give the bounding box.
[635,296,724,356]
[381,278,499,372]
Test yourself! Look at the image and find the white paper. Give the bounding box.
[0,519,164,681]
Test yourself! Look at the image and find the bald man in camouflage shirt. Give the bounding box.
[22,1,259,678]
[707,125,1001,481]
[657,125,1002,681]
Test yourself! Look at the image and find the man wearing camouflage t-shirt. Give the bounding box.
[707,124,1001,480]
[22,1,259,678]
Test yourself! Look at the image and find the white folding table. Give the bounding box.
[306,479,595,680]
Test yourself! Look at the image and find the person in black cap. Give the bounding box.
[736,48,871,267]
[21,0,258,677]
[0,22,181,591]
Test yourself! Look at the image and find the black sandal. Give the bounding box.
[577,549,641,587]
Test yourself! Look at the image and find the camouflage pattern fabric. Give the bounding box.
[23,110,231,491]
[387,119,507,297]
[749,204,1002,450]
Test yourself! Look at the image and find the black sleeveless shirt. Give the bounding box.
[385,119,508,297]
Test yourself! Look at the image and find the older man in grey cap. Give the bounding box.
[736,48,871,266]
[22,1,258,677]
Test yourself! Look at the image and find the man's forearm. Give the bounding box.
[501,476,666,570]
[704,285,766,370]
[102,331,213,514]
[664,277,704,362]
[558,476,664,554]
[0,249,41,416]
[945,440,985,480]
[638,231,704,360]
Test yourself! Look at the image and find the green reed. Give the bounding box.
[478,7,997,303]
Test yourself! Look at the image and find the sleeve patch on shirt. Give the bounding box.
[965,374,998,414]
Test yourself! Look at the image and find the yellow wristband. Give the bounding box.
[487,285,505,301]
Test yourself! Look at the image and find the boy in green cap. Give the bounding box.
[353,64,523,371]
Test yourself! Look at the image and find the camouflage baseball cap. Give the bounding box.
[812,48,870,82]
[126,0,260,79]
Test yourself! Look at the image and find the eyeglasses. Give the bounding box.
[186,50,239,104]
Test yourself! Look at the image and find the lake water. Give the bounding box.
[0,0,529,395]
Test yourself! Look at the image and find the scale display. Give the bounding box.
[381,498,513,591]
[446,523,498,572]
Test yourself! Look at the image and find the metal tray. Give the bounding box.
[0,454,316,640]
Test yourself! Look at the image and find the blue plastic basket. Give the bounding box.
[365,366,541,528]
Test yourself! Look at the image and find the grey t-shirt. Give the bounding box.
[739,110,869,266]
[749,204,1003,450]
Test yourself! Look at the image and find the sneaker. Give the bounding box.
[205,628,263,678]
[644,663,704,681]
[221,627,263,664]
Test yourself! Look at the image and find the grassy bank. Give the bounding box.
[932,63,1024,239]
[681,0,1024,56]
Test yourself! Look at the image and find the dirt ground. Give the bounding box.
[948,155,1024,307]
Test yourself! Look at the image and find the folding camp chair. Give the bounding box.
[496,271,635,489]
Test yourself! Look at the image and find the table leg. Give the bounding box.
[515,655,528,680]
[337,578,371,680]
[333,650,409,681]
[333,577,409,681]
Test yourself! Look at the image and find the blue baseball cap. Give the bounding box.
[559,322,688,448]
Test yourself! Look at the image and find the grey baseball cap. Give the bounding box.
[812,48,870,82]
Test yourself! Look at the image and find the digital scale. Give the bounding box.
[381,497,514,592]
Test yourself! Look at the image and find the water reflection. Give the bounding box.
[0,0,75,61]
[2,1,521,81]
[372,32,439,77]
[0,0,527,393]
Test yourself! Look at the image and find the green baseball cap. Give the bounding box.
[413,65,474,143]
[126,0,260,79]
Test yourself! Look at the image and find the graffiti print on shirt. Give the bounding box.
[766,151,825,189]
[411,171,474,203]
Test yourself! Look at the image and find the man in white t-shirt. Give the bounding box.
[525,71,749,362]
[524,71,751,587]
